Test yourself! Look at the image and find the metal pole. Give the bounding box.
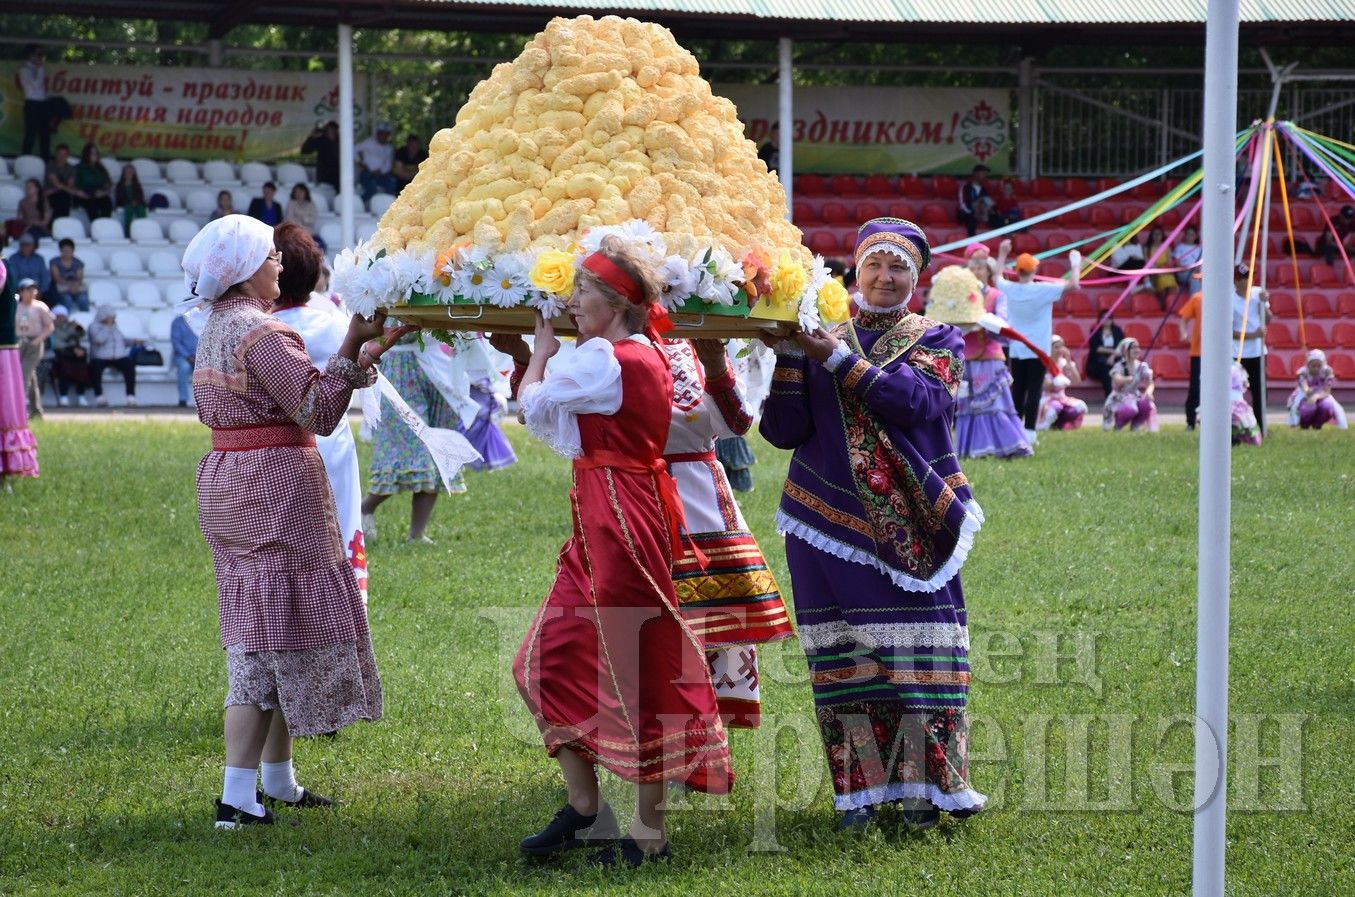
[207,39,222,67]
[778,36,793,219]
[1194,1,1238,896]
[1018,57,1035,180]
[338,23,356,251]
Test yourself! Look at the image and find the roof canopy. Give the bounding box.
[22,0,1355,43]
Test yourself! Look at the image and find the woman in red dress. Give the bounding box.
[511,237,733,867]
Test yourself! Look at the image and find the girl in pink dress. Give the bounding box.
[1287,349,1347,430]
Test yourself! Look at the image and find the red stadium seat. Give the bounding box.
[1268,321,1299,349]
[1132,293,1163,315]
[1289,205,1318,228]
[1089,206,1118,228]
[886,201,914,220]
[1336,292,1355,317]
[1023,203,1048,218]
[1266,353,1293,381]
[1272,266,1297,287]
[1301,294,1334,318]
[821,201,851,225]
[1012,233,1041,255]
[1151,352,1187,381]
[808,230,842,255]
[1096,292,1120,313]
[792,201,818,224]
[1045,231,1074,252]
[1124,323,1154,345]
[1041,260,1068,278]
[1056,208,1085,227]
[1296,321,1329,348]
[1333,322,1355,346]
[1064,179,1092,199]
[1309,263,1340,287]
[864,174,892,195]
[1094,177,1119,195]
[796,174,827,195]
[1330,352,1355,378]
[1157,208,1182,227]
[1054,320,1086,345]
[1268,291,1297,316]
[1128,181,1157,200]
[899,174,930,197]
[1009,179,1035,199]
[1031,177,1060,199]
[854,201,883,222]
[1120,204,1147,224]
[932,175,959,195]
[1063,290,1096,317]
[1161,324,1188,350]
[831,175,863,196]
[919,203,951,226]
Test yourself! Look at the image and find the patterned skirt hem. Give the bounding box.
[833,781,988,814]
[368,470,466,495]
[538,722,734,793]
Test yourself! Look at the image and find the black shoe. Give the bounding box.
[590,836,671,868]
[837,805,876,832]
[520,803,619,857]
[263,788,335,809]
[896,798,940,830]
[214,799,274,830]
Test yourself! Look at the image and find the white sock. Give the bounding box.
[261,759,303,802]
[222,766,264,816]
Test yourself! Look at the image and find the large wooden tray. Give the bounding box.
[383,303,798,339]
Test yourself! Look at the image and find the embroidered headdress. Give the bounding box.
[854,217,931,273]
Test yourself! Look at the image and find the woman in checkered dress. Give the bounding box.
[182,215,414,829]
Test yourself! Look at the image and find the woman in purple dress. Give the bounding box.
[761,218,987,831]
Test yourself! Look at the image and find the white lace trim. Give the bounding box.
[798,620,970,652]
[776,499,983,594]
[519,381,582,458]
[834,782,988,813]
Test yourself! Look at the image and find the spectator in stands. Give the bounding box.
[15,178,51,240]
[87,306,137,407]
[73,143,113,221]
[1171,225,1201,292]
[1102,337,1158,432]
[1287,349,1347,430]
[301,120,341,192]
[45,144,77,219]
[49,304,90,407]
[1315,205,1355,265]
[1085,316,1125,398]
[247,182,283,227]
[757,126,780,172]
[20,44,50,160]
[356,122,397,200]
[1001,251,1079,447]
[7,233,51,298]
[1231,263,1270,436]
[1292,168,1319,200]
[14,278,54,418]
[1110,230,1148,271]
[284,183,318,232]
[1176,273,1204,430]
[170,311,198,408]
[114,164,147,235]
[1145,226,1176,309]
[957,164,992,237]
[209,190,235,222]
[393,133,427,191]
[50,238,89,312]
[990,179,1022,227]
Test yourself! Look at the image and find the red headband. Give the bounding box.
[582,252,642,304]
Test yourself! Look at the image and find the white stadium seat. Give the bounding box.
[314,183,337,203]
[230,188,254,213]
[89,280,122,308]
[109,250,145,276]
[368,193,397,217]
[117,310,149,341]
[276,163,307,185]
[240,162,271,185]
[0,184,23,216]
[91,218,129,245]
[167,159,204,185]
[333,191,364,214]
[356,220,377,242]
[52,217,88,242]
[70,310,94,329]
[310,191,331,214]
[14,155,46,181]
[130,218,168,245]
[185,188,218,217]
[318,221,341,249]
[203,160,236,184]
[79,246,107,275]
[147,311,176,342]
[127,281,163,308]
[149,185,182,213]
[101,158,122,183]
[132,157,165,184]
[162,281,189,306]
[147,249,181,277]
[168,218,201,244]
[0,157,9,178]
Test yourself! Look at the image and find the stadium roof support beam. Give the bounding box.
[338,22,355,250]
[208,0,265,40]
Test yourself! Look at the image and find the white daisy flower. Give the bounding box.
[658,255,697,311]
[455,261,494,304]
[484,256,529,308]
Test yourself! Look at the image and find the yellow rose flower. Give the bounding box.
[769,250,807,308]
[817,278,851,323]
[529,249,577,296]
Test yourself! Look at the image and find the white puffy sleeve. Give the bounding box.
[519,337,624,457]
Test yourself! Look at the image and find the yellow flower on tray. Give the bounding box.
[817,278,851,324]
[769,249,807,308]
[529,249,577,296]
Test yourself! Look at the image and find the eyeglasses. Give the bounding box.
[268,251,284,265]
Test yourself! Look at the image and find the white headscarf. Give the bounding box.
[180,214,274,309]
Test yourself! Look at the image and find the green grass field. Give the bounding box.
[1,419,1351,896]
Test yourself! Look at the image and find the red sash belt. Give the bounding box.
[663,450,717,465]
[574,449,705,566]
[211,423,315,452]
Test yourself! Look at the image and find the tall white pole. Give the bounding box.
[338,23,356,250]
[1193,1,1238,896]
[778,36,793,219]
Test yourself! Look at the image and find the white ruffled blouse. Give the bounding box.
[519,334,650,458]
